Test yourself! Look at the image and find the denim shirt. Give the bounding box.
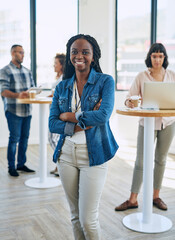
[49,68,119,166]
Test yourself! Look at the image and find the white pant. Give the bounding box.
[57,139,108,240]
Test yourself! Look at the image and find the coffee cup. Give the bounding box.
[29,90,36,99]
[130,95,141,107]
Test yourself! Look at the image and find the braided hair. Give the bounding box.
[63,34,102,79]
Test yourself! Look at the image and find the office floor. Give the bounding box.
[0,144,175,240]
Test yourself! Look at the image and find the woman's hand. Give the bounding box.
[93,99,102,110]
[59,112,78,123]
[59,99,102,130]
[74,125,93,133]
[125,98,142,108]
[125,98,135,108]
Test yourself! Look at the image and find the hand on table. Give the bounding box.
[18,91,29,99]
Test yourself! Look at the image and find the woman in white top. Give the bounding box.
[49,53,65,176]
[115,43,175,211]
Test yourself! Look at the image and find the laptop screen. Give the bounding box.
[142,82,175,110]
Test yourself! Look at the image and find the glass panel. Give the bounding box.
[36,0,78,88]
[117,0,151,90]
[0,0,30,69]
[157,0,175,71]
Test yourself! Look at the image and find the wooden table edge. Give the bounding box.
[17,98,52,104]
[116,108,175,117]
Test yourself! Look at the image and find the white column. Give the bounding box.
[39,104,47,183]
[25,101,61,189]
[142,117,154,223]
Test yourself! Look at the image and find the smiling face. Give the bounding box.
[70,38,94,73]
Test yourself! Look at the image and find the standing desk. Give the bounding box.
[116,108,175,233]
[18,97,61,188]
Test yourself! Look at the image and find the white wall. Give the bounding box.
[79,0,115,77]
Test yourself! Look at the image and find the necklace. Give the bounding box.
[74,82,81,113]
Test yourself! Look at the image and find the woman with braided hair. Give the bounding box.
[49,34,118,239]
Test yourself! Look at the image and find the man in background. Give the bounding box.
[0,44,35,177]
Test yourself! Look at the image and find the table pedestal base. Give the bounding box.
[25,177,61,189]
[123,213,172,233]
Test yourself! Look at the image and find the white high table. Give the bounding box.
[116,108,175,233]
[18,97,61,189]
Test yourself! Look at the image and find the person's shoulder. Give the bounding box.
[1,64,9,70]
[60,77,72,85]
[166,69,175,76]
[96,71,114,81]
[0,63,12,74]
[55,77,72,89]
[136,70,147,78]
[135,70,148,82]
[21,65,31,73]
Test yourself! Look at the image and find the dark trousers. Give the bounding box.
[5,111,32,170]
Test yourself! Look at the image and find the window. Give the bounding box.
[157,0,175,70]
[0,0,30,69]
[116,0,151,90]
[36,0,78,88]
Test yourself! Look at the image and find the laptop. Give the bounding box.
[142,82,175,110]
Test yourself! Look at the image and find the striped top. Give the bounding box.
[0,61,34,117]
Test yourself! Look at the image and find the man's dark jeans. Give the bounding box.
[5,111,32,170]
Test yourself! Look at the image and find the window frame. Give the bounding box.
[115,0,157,91]
[30,0,79,86]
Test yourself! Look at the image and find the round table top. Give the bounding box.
[17,97,52,104]
[116,108,175,117]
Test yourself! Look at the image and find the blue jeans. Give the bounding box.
[5,111,32,170]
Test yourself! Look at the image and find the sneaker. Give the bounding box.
[17,165,35,173]
[54,172,60,177]
[8,169,19,177]
[50,167,59,177]
[50,168,57,174]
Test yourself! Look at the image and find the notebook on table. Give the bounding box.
[142,82,175,110]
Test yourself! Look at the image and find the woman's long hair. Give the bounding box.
[63,34,102,79]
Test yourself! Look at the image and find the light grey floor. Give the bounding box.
[0,144,175,240]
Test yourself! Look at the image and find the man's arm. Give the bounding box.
[1,89,29,99]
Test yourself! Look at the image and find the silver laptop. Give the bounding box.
[142,82,175,110]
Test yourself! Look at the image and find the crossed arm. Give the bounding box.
[59,99,102,133]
